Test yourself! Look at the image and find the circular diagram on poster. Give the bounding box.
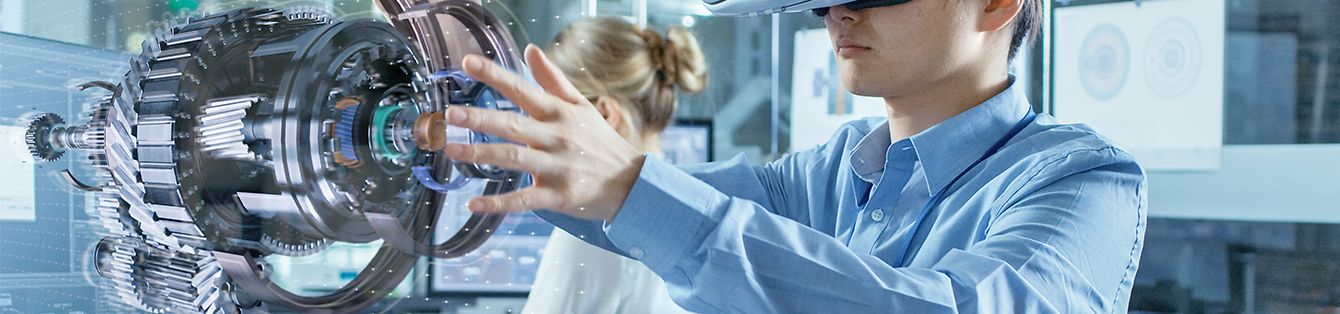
[1079,24,1130,101]
[1145,17,1201,98]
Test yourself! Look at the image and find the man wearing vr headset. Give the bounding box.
[445,0,1146,312]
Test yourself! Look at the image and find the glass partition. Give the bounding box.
[1046,0,1340,312]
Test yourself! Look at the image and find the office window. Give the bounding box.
[1222,0,1340,144]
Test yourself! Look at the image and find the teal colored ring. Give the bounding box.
[371,105,413,159]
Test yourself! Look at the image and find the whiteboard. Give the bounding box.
[1053,0,1225,170]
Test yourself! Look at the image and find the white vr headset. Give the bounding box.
[704,0,849,15]
[703,0,912,16]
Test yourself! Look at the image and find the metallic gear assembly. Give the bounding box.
[26,1,527,313]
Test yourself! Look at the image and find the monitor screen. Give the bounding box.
[659,120,712,165]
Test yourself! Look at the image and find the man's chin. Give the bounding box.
[838,70,883,97]
[841,79,881,98]
[841,72,917,99]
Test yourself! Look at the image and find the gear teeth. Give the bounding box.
[55,8,321,313]
[94,190,134,237]
[99,237,221,314]
[109,79,179,253]
[126,6,338,260]
[284,5,334,24]
[261,234,332,257]
[97,93,176,252]
[334,103,361,166]
[24,94,117,163]
[24,112,67,162]
[197,95,260,159]
[103,237,170,313]
[47,95,137,239]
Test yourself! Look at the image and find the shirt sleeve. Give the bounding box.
[533,148,824,258]
[594,147,1144,313]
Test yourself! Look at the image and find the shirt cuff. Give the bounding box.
[604,155,723,273]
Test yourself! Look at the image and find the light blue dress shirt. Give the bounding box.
[538,78,1148,313]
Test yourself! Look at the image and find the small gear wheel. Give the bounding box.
[24,112,67,162]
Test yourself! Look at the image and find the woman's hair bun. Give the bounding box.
[643,26,708,94]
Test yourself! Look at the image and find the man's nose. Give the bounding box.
[825,5,862,25]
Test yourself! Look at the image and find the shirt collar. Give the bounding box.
[847,76,1032,193]
[909,76,1032,195]
[849,123,894,183]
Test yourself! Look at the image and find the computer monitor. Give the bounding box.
[659,119,713,164]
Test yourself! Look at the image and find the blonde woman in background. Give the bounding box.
[521,18,708,314]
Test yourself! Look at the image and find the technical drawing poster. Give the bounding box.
[0,125,35,221]
[1053,0,1225,170]
[790,29,886,153]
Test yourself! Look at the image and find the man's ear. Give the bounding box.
[592,96,626,132]
[979,0,1023,33]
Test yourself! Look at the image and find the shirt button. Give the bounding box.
[629,248,645,259]
[870,209,885,222]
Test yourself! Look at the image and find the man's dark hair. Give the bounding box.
[1008,0,1043,60]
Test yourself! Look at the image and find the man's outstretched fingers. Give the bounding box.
[523,45,586,105]
[443,143,550,174]
[446,106,555,147]
[462,54,561,119]
[467,187,564,213]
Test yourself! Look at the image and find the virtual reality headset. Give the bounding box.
[703,0,913,16]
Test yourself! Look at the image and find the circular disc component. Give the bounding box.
[371,104,417,160]
[413,112,448,151]
[267,19,426,243]
[1145,18,1201,98]
[1079,23,1130,101]
[360,0,525,259]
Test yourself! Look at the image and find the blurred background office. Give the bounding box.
[0,0,1336,313]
